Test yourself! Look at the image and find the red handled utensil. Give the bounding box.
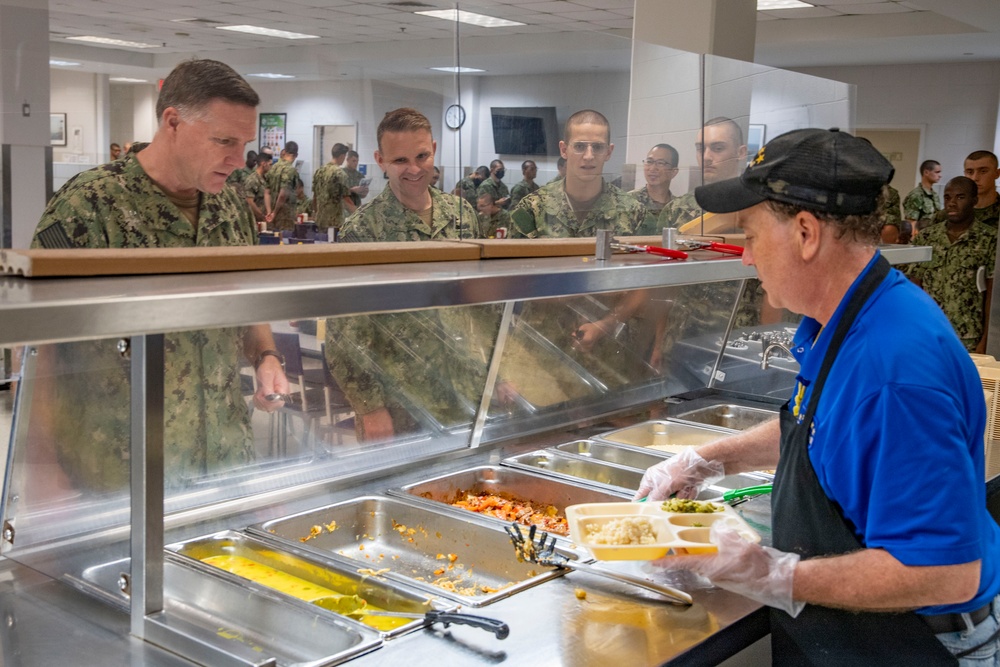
[610,242,688,260]
[677,239,744,256]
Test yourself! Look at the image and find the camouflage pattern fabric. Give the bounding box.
[509,180,646,238]
[456,176,480,208]
[313,162,351,229]
[902,185,940,222]
[477,178,510,208]
[883,185,902,229]
[658,192,703,230]
[32,144,257,491]
[631,185,673,219]
[342,185,478,242]
[477,209,512,239]
[907,221,997,350]
[226,166,251,198]
[244,170,266,214]
[265,159,299,231]
[510,179,539,209]
[344,166,364,207]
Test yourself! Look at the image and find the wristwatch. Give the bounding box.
[254,349,285,370]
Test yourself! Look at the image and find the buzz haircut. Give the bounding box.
[377,107,432,151]
[284,141,298,157]
[966,150,999,168]
[651,143,679,167]
[704,116,744,147]
[347,149,359,159]
[156,59,259,122]
[521,159,536,171]
[919,159,940,174]
[947,175,978,198]
[331,143,349,158]
[490,159,504,170]
[564,109,611,143]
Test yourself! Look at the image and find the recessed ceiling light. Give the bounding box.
[66,35,160,48]
[757,0,814,9]
[217,25,318,39]
[429,66,486,73]
[110,77,148,83]
[415,9,525,28]
[248,73,296,79]
[49,59,81,67]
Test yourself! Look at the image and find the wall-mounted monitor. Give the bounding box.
[490,106,560,156]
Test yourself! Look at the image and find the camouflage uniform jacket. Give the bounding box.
[244,170,266,214]
[883,185,902,229]
[342,185,478,242]
[631,186,673,219]
[312,162,351,229]
[510,179,539,209]
[478,209,512,239]
[902,185,940,222]
[32,144,257,490]
[907,221,997,349]
[510,180,646,238]
[657,192,702,230]
[343,166,364,207]
[226,166,251,197]
[477,178,510,209]
[456,176,480,208]
[265,159,299,231]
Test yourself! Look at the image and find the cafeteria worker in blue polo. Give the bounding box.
[635,128,1000,665]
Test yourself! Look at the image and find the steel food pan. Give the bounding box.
[552,440,669,471]
[501,450,645,495]
[161,558,378,666]
[167,530,451,638]
[593,420,730,454]
[248,496,583,607]
[387,465,629,536]
[671,404,778,432]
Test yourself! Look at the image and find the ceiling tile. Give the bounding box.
[833,2,914,13]
[762,6,843,18]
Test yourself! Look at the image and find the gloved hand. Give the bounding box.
[662,521,805,618]
[633,446,725,501]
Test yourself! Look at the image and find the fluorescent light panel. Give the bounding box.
[66,35,160,48]
[50,59,81,67]
[757,0,814,9]
[415,9,524,28]
[217,25,318,39]
[248,73,296,79]
[430,66,486,73]
[110,77,148,83]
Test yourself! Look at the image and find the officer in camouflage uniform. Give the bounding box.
[908,176,997,352]
[225,150,256,197]
[631,143,678,232]
[327,108,491,442]
[902,159,942,225]
[343,150,368,213]
[882,184,903,231]
[265,141,300,232]
[510,159,539,209]
[29,59,289,492]
[243,153,270,222]
[477,159,510,209]
[455,166,489,209]
[476,191,512,238]
[961,150,1000,228]
[312,143,352,231]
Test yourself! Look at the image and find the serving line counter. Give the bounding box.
[0,244,934,666]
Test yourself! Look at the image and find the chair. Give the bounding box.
[268,332,328,456]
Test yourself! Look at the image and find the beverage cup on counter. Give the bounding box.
[495,227,508,239]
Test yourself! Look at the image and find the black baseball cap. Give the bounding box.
[695,128,894,215]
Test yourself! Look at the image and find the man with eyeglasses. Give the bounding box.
[510,109,646,238]
[658,117,747,231]
[632,143,679,223]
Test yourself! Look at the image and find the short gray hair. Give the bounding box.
[156,59,259,122]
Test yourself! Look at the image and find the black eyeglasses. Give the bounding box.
[642,158,675,168]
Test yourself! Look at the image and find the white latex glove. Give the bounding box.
[633,446,725,501]
[661,521,805,618]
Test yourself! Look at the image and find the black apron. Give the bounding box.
[769,255,958,666]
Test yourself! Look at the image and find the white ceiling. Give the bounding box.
[45,0,1000,82]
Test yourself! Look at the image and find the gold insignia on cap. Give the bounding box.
[752,147,766,166]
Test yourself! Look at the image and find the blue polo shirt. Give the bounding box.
[789,251,1000,615]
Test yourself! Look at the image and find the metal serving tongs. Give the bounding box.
[314,595,510,639]
[609,242,689,260]
[505,523,693,606]
[675,237,744,256]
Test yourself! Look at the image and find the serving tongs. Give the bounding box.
[610,242,688,260]
[675,238,744,256]
[314,595,510,639]
[505,523,693,606]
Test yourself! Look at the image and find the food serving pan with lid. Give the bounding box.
[592,420,731,454]
[501,450,645,495]
[247,495,587,607]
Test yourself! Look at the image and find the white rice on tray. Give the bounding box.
[584,517,657,545]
